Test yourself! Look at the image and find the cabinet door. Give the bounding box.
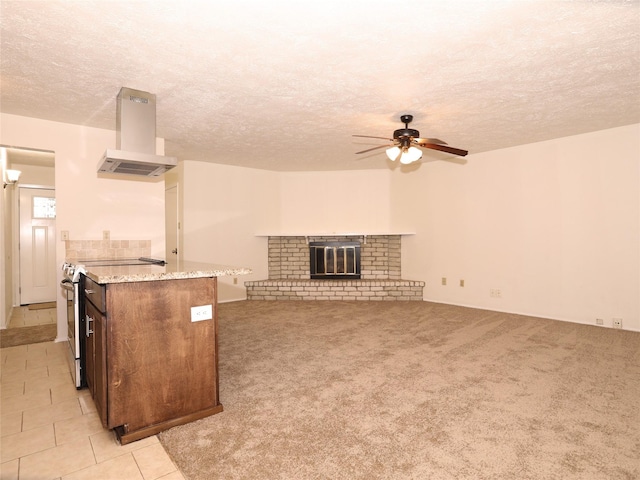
[85,300,108,428]
[106,277,219,431]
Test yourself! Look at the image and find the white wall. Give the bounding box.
[176,166,394,301]
[393,124,640,331]
[176,167,396,301]
[1,113,167,340]
[179,160,279,301]
[10,163,55,187]
[279,170,392,233]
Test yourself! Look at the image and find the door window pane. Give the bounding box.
[33,196,56,219]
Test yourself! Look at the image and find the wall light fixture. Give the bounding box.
[3,169,22,188]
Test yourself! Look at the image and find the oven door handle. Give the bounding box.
[60,279,74,291]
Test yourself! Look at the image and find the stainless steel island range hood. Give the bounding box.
[98,87,177,177]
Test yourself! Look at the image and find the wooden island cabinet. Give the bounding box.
[80,261,250,444]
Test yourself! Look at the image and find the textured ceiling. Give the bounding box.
[1,0,639,171]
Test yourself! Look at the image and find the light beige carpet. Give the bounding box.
[158,301,640,480]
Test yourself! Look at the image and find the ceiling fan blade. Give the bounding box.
[355,144,392,154]
[420,143,468,157]
[414,137,448,145]
[353,135,394,141]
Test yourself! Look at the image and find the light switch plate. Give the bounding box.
[191,305,212,322]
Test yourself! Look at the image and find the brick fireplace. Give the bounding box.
[245,234,424,301]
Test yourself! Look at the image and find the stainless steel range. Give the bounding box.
[61,257,165,388]
[61,263,84,388]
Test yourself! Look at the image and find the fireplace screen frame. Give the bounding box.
[309,241,361,280]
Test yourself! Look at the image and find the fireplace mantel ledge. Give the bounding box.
[255,232,416,237]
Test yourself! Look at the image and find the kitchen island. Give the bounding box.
[80,261,251,444]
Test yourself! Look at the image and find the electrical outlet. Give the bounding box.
[490,288,502,298]
[61,230,69,241]
[103,230,110,241]
[233,277,238,285]
[596,318,604,326]
[191,305,213,322]
[612,318,622,329]
[441,277,447,286]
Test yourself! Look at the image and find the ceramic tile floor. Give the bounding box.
[0,340,186,480]
[7,306,57,328]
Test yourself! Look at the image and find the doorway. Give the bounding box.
[165,184,180,262]
[1,146,56,347]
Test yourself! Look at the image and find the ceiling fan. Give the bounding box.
[353,114,468,164]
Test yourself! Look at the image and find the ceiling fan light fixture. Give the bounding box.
[386,146,401,161]
[355,114,467,161]
[399,146,423,164]
[386,146,422,164]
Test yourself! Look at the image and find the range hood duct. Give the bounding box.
[98,87,177,177]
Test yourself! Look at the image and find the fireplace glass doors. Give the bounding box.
[309,241,361,279]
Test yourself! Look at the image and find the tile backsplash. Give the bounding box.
[64,239,151,261]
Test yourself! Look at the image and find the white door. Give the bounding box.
[19,187,57,304]
[165,184,180,262]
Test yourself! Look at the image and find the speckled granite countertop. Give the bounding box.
[84,261,252,284]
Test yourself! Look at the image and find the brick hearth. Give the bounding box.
[246,235,425,301]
